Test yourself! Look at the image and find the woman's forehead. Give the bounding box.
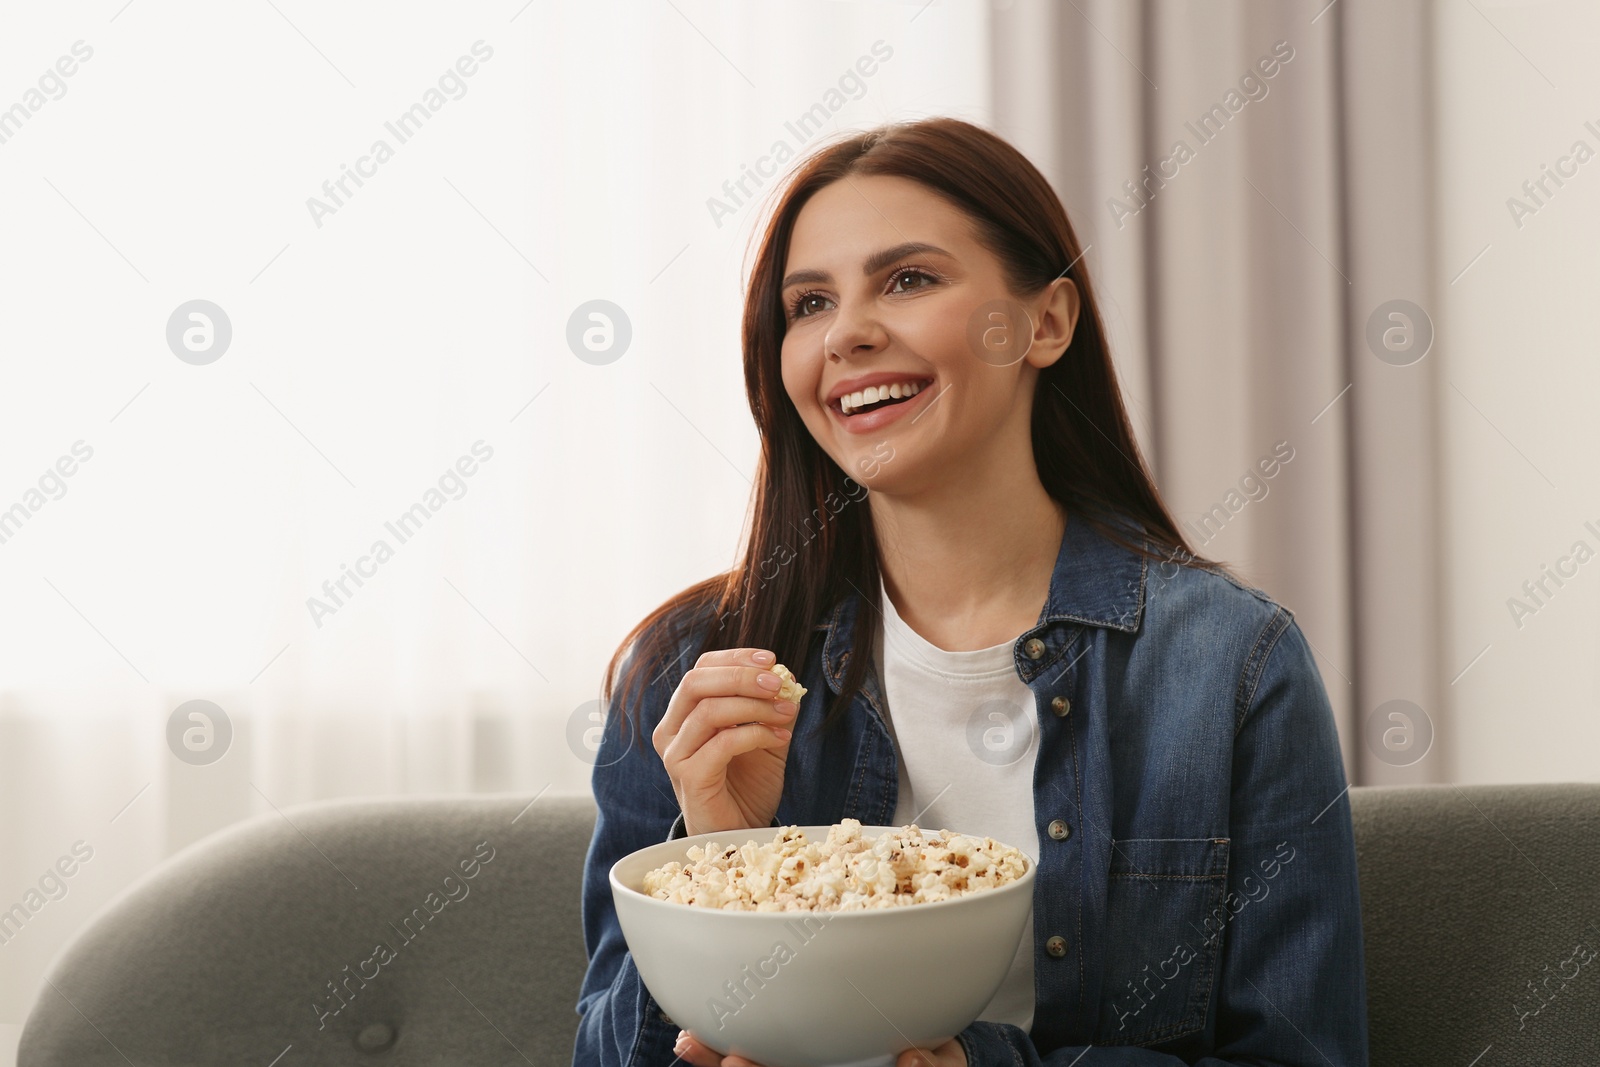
[785,179,977,276]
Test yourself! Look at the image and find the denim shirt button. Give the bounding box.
[1045,935,1067,958]
[1024,637,1046,660]
[1047,819,1071,841]
[1051,695,1070,716]
[658,1009,674,1025]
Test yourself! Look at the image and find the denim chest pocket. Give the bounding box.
[1095,837,1230,1046]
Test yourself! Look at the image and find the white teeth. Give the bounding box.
[839,379,925,415]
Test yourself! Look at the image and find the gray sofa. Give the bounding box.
[18,785,1600,1064]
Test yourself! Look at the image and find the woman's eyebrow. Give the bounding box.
[780,241,952,291]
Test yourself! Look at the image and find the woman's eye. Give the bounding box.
[889,267,936,293]
[789,291,830,319]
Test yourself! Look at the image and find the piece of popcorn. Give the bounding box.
[772,662,807,703]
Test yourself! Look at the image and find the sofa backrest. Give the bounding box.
[19,784,1600,1064]
[19,793,599,1065]
[1350,782,1600,1063]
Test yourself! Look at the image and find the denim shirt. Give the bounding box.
[574,510,1369,1065]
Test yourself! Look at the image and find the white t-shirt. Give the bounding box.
[871,574,1040,1034]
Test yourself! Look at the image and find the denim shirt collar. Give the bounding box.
[814,507,1149,694]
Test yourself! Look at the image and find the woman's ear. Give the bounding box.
[1027,277,1081,370]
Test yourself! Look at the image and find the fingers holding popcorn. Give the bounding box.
[655,654,799,756]
[653,648,805,837]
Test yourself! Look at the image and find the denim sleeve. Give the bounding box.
[572,636,692,1067]
[957,611,1370,1066]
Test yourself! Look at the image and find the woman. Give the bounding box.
[574,117,1367,1066]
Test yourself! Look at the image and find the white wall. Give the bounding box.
[1436,0,1600,782]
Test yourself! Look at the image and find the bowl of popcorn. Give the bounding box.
[609,817,1036,1067]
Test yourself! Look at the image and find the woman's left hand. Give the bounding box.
[674,1029,967,1067]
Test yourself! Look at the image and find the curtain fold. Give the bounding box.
[1336,2,1441,787]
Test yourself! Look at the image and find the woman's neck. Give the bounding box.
[868,462,1065,652]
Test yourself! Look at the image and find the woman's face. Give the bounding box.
[778,174,1077,498]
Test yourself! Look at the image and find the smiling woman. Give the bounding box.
[575,117,1368,1067]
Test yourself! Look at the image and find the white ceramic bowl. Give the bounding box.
[610,823,1036,1067]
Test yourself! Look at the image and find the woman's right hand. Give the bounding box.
[652,647,797,837]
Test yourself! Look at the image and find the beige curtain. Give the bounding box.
[990,0,1440,787]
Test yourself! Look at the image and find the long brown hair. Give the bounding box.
[604,116,1219,751]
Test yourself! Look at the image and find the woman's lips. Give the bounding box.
[828,379,935,434]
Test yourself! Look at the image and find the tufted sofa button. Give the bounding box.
[355,1022,396,1051]
[1045,935,1067,958]
[1024,637,1046,660]
[1051,695,1070,716]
